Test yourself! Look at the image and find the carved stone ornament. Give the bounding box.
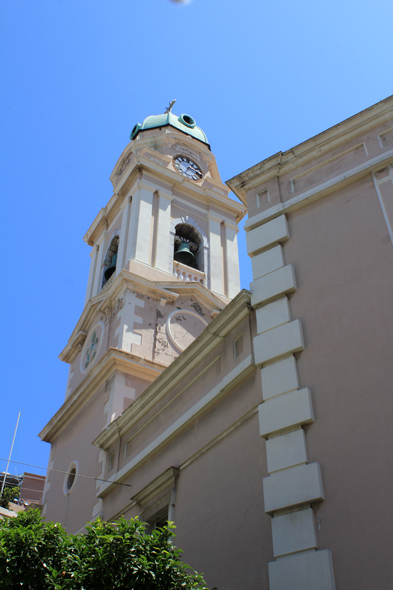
[114,152,134,186]
[80,322,105,373]
[166,309,208,353]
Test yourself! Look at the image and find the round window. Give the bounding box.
[63,461,78,496]
[67,468,76,490]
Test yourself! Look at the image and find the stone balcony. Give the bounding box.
[173,260,205,284]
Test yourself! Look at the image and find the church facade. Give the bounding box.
[40,97,393,590]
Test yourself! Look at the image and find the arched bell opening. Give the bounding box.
[173,223,202,270]
[101,236,119,288]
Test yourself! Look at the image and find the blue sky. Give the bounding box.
[1,0,392,480]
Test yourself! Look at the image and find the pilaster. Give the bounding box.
[224,221,240,299]
[208,212,223,296]
[126,181,155,265]
[84,244,99,305]
[117,195,132,273]
[155,189,173,274]
[92,236,105,298]
[246,212,336,590]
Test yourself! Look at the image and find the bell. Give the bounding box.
[174,242,195,266]
[104,253,117,282]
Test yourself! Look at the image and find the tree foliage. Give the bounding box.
[0,510,209,589]
[0,487,20,510]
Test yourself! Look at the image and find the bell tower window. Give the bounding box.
[101,236,119,288]
[173,224,202,270]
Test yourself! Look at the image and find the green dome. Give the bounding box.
[130,112,209,145]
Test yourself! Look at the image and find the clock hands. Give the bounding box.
[186,166,200,175]
[174,155,202,180]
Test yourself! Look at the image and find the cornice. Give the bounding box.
[154,280,229,311]
[244,148,393,231]
[92,289,252,451]
[227,94,393,203]
[39,348,165,443]
[131,466,179,507]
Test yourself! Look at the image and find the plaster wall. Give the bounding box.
[175,415,270,590]
[283,177,393,590]
[43,383,107,532]
[102,364,266,590]
[44,366,154,533]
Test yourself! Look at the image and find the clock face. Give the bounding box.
[173,155,203,181]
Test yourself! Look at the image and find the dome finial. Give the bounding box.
[164,99,176,114]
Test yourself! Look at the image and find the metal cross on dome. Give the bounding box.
[165,99,176,114]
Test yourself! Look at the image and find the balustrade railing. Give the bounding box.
[173,261,204,284]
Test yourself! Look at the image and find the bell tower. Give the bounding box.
[84,108,243,303]
[40,106,245,526]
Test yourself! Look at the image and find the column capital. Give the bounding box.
[158,188,174,201]
[224,220,239,232]
[135,179,158,193]
[207,212,222,223]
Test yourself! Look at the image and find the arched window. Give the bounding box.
[173,224,202,270]
[101,236,119,288]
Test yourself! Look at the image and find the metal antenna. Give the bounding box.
[0,412,21,499]
[165,99,176,114]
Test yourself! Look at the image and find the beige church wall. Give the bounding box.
[105,375,267,589]
[102,364,262,529]
[174,415,270,590]
[283,177,393,590]
[43,383,108,532]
